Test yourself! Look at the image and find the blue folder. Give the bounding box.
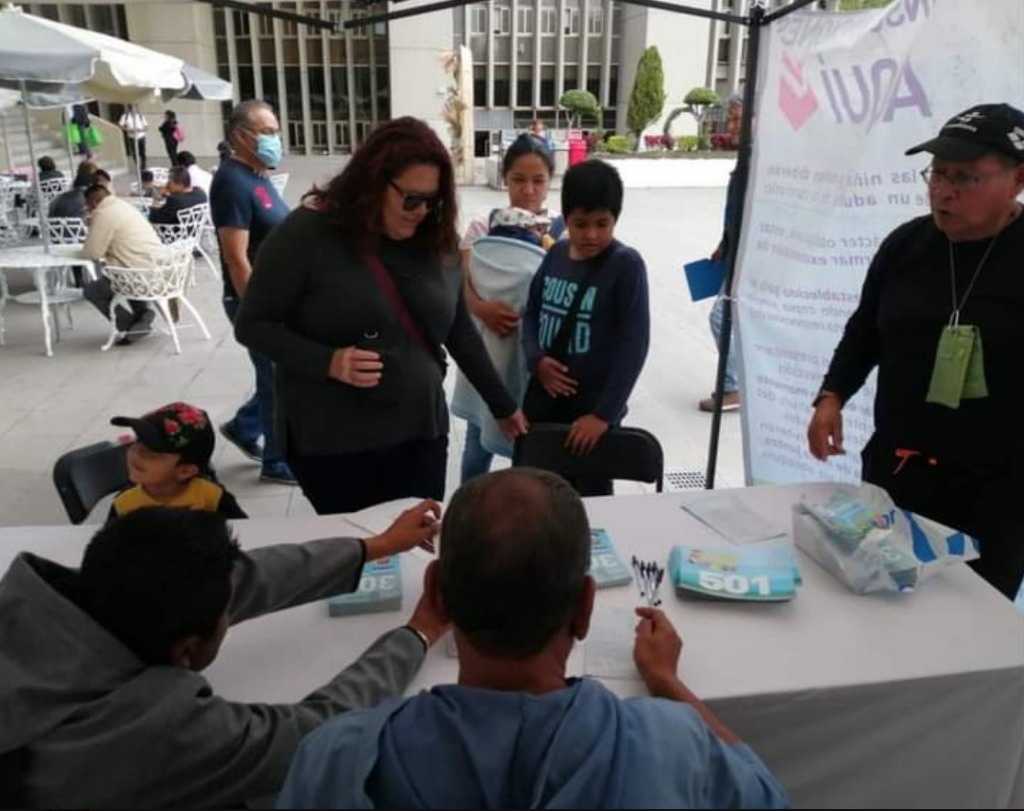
[684,258,726,302]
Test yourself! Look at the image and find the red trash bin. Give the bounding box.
[568,137,587,167]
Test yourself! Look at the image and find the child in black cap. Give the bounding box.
[108,402,246,521]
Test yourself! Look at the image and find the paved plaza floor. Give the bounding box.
[0,160,743,527]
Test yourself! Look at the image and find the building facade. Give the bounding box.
[17,0,842,159]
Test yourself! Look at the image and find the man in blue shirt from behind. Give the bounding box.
[279,467,789,810]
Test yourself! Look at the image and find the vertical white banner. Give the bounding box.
[736,0,1024,486]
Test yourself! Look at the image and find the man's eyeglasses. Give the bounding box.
[920,166,1009,190]
[388,179,442,212]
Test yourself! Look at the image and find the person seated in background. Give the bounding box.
[36,155,63,183]
[72,158,99,190]
[488,205,557,250]
[81,183,164,345]
[107,402,246,522]
[138,170,157,198]
[92,168,113,193]
[280,468,788,809]
[0,504,446,808]
[149,166,207,225]
[177,150,212,197]
[48,183,88,221]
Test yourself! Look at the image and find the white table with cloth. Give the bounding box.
[2,484,1021,808]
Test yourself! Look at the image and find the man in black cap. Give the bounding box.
[807,103,1024,600]
[108,401,247,521]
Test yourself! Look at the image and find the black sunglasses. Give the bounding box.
[388,179,443,212]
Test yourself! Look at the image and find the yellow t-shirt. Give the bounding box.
[112,477,224,517]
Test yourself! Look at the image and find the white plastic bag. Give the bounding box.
[793,483,979,594]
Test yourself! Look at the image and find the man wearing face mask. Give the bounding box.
[210,99,296,485]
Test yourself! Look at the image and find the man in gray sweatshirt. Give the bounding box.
[0,504,446,808]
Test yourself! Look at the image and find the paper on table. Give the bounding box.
[584,606,639,681]
[681,491,787,545]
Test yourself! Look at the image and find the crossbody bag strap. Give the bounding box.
[363,253,437,360]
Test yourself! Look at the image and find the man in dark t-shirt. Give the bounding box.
[210,99,294,485]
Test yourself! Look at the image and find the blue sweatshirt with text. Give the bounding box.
[522,238,650,424]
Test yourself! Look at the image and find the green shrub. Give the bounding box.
[677,135,700,151]
[606,135,632,153]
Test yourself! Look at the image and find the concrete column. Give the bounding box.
[510,0,519,108]
[387,0,454,144]
[486,0,495,108]
[600,0,612,109]
[251,9,264,98]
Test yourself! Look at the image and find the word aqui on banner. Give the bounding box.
[735,0,1023,486]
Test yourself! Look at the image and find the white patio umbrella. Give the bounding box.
[0,4,187,248]
[177,64,233,102]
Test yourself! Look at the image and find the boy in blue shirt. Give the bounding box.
[522,159,650,495]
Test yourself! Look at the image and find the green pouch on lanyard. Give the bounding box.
[925,325,987,409]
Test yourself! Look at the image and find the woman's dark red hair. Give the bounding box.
[306,116,458,256]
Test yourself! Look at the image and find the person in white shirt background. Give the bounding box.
[177,151,212,198]
[118,108,148,172]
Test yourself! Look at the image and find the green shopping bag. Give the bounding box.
[85,125,104,147]
[66,122,82,146]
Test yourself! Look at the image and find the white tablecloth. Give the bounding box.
[3,484,1022,808]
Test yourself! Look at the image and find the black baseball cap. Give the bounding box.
[111,402,215,467]
[906,103,1024,163]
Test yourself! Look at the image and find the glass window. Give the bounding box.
[65,5,86,28]
[351,8,369,39]
[261,66,280,110]
[232,10,251,36]
[353,66,372,118]
[308,68,326,119]
[494,67,510,106]
[517,7,533,34]
[540,77,555,106]
[377,66,391,119]
[473,66,487,109]
[587,6,603,35]
[495,7,511,34]
[470,5,487,35]
[214,7,226,36]
[91,5,115,36]
[540,7,557,35]
[258,5,275,37]
[517,77,532,107]
[564,6,580,35]
[238,67,256,104]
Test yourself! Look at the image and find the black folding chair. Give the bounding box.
[52,441,130,524]
[513,424,665,492]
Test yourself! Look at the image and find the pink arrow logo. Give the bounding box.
[778,52,818,129]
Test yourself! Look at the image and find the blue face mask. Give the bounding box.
[254,133,282,168]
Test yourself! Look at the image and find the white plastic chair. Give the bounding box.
[153,204,217,285]
[0,181,19,248]
[45,217,89,246]
[177,203,218,282]
[101,246,211,354]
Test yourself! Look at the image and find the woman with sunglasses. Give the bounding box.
[235,117,528,514]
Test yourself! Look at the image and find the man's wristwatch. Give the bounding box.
[404,625,431,652]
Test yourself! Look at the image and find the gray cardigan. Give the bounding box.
[235,206,518,457]
[0,537,426,808]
